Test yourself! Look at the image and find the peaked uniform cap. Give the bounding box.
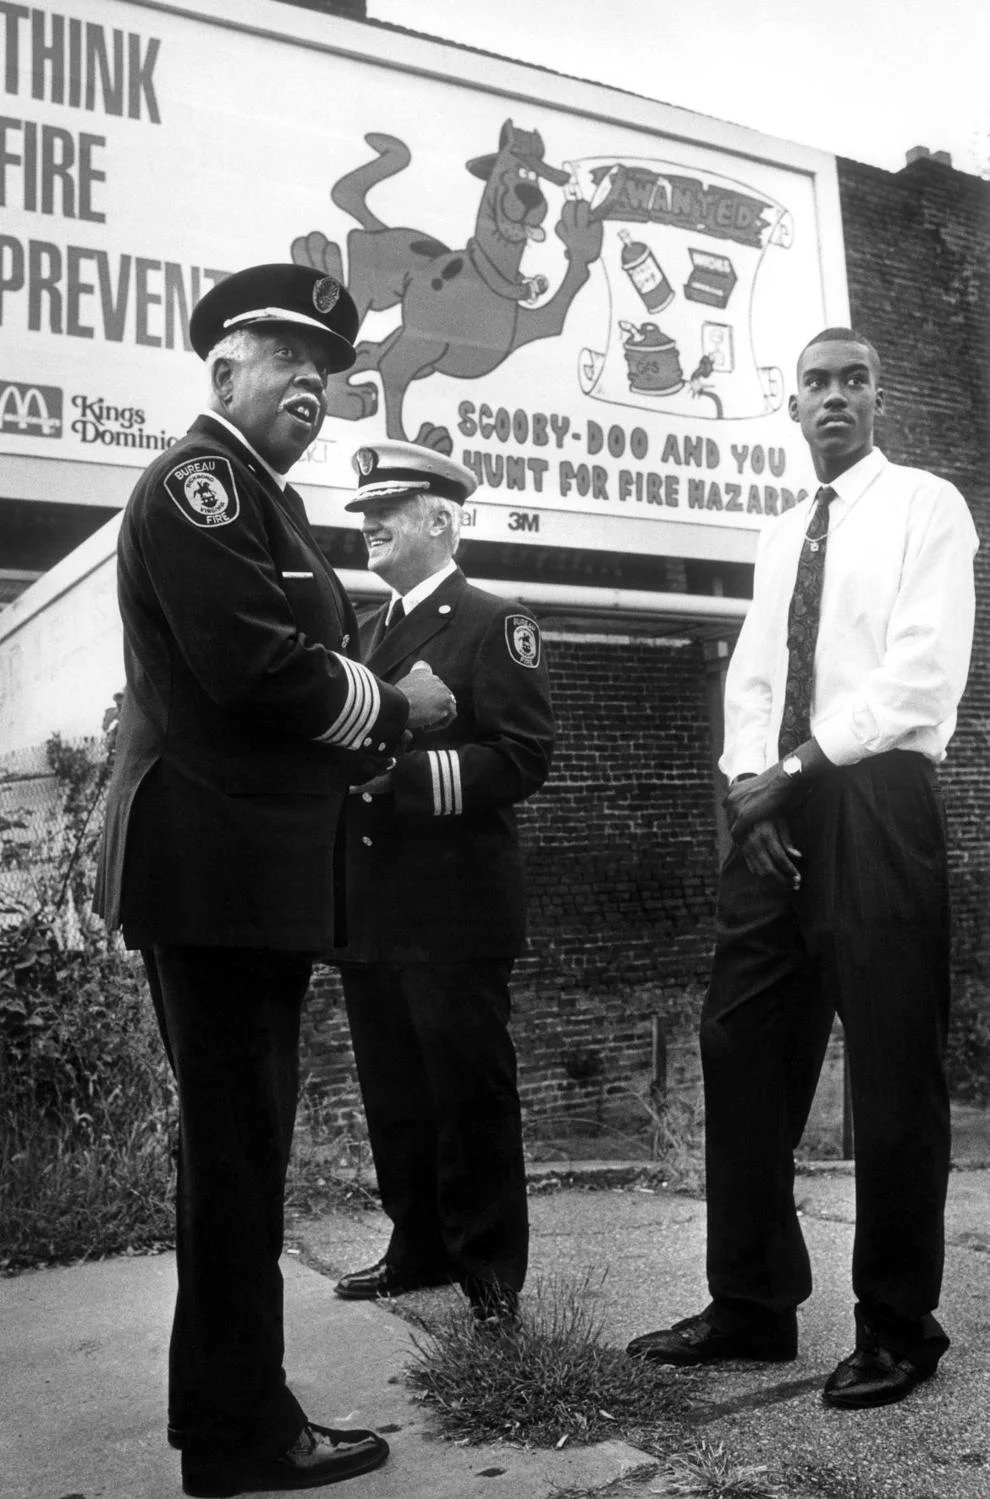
[189,263,360,371]
[346,441,478,510]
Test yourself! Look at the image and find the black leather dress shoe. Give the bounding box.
[333,1256,450,1300]
[626,1307,797,1366]
[181,1422,389,1496]
[823,1345,935,1409]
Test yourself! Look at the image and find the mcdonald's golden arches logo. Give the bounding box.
[0,382,63,438]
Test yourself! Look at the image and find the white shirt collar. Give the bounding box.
[391,559,458,615]
[825,447,887,509]
[203,410,288,491]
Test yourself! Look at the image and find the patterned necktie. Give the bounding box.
[777,485,836,758]
[383,598,405,633]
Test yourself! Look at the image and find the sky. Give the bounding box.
[370,0,989,178]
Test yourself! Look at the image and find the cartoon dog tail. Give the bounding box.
[331,133,411,231]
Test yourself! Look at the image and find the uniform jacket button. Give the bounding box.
[361,793,373,803]
[361,835,373,846]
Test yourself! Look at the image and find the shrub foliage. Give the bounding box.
[0,733,176,1271]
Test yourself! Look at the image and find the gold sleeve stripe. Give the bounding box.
[449,748,463,815]
[428,750,443,814]
[427,749,462,816]
[316,656,382,747]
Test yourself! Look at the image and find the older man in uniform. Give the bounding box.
[94,267,453,1496]
[330,442,555,1326]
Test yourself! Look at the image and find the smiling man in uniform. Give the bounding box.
[95,266,453,1496]
[329,441,555,1328]
[626,328,978,1410]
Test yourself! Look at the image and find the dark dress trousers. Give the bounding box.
[703,751,952,1364]
[332,568,554,1297]
[94,414,408,1458]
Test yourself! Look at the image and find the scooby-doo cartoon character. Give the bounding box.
[291,121,603,449]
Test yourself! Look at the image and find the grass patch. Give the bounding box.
[524,1090,706,1198]
[405,1270,685,1451]
[1,1110,176,1271]
[656,1439,784,1497]
[778,1462,876,1499]
[285,1091,380,1217]
[636,1091,706,1196]
[548,1439,786,1499]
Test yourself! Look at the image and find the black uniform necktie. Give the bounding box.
[383,598,405,633]
[777,485,836,758]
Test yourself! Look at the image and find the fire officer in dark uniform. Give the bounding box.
[330,442,555,1326]
[94,267,454,1497]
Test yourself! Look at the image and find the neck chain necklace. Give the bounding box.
[801,466,883,551]
[804,490,835,553]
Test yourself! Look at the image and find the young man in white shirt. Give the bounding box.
[627,328,978,1409]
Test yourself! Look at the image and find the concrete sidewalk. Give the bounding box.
[0,1248,651,1499]
[2,1111,988,1499]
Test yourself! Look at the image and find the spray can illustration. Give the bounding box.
[618,229,674,313]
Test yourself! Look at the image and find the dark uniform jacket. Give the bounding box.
[93,414,409,951]
[331,568,555,963]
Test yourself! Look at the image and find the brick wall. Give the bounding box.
[839,156,990,998]
[302,152,990,1141]
[511,633,718,1127]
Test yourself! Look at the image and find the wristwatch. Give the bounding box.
[780,754,803,779]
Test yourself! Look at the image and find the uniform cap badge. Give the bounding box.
[312,276,342,313]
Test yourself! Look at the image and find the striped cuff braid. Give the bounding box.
[427,748,463,816]
[315,655,383,748]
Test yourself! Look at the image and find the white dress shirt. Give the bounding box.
[388,559,458,619]
[721,448,979,778]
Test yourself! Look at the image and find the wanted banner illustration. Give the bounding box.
[566,155,792,422]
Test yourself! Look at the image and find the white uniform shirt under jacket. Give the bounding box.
[721,448,979,780]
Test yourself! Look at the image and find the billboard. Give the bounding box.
[0,0,849,562]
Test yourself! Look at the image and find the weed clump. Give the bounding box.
[657,1438,783,1496]
[406,1271,684,1450]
